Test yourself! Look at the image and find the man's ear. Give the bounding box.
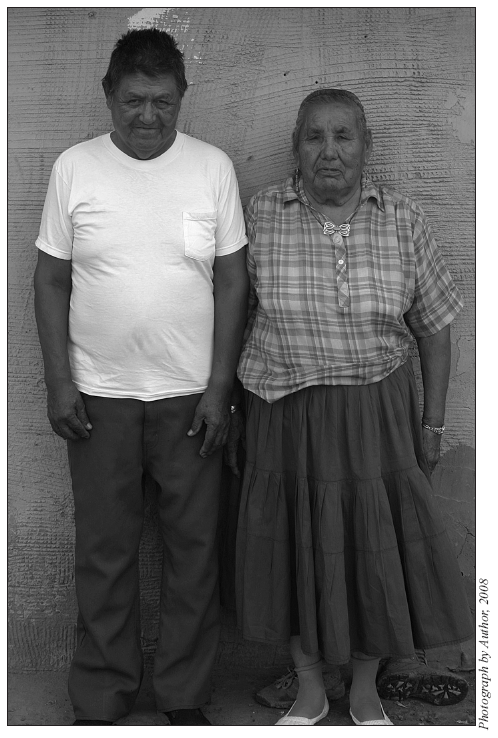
[105,95,113,111]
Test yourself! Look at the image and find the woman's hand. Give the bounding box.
[422,427,442,474]
[223,410,245,477]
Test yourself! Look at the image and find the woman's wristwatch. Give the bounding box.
[422,420,445,435]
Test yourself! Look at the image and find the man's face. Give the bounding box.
[106,72,182,160]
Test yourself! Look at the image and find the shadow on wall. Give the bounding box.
[432,445,475,611]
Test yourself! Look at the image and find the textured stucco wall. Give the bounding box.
[8,6,475,670]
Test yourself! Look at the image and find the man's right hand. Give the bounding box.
[46,381,92,440]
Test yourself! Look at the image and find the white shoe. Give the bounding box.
[275,695,329,725]
[349,703,393,726]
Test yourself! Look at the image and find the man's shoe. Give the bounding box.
[377,653,469,706]
[164,708,211,725]
[73,719,114,725]
[255,665,345,709]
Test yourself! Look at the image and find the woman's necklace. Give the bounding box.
[299,179,360,244]
[323,215,354,240]
[311,205,359,245]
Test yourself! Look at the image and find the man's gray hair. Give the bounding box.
[292,88,369,158]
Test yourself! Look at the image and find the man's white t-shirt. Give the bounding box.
[36,132,247,400]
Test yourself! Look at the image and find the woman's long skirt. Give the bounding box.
[235,360,473,665]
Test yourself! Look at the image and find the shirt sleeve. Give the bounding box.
[35,162,73,260]
[403,204,463,337]
[214,163,248,256]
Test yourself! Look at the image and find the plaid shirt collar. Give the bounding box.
[282,172,385,212]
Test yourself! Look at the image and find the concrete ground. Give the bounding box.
[8,647,476,727]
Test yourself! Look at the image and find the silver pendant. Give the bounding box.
[332,233,343,246]
[323,221,351,237]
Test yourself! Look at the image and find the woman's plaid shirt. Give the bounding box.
[237,174,463,403]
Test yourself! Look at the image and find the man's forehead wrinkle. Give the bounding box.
[121,90,175,97]
[118,87,178,102]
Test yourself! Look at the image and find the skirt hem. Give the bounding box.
[241,631,475,665]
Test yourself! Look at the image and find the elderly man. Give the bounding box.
[34,28,248,726]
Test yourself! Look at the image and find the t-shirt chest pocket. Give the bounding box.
[182,211,217,261]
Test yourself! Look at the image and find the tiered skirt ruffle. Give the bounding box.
[236,360,473,664]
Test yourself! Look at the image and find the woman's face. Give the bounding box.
[297,102,372,205]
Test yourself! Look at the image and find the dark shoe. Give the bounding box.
[164,708,211,725]
[255,665,345,709]
[73,719,114,725]
[377,652,469,706]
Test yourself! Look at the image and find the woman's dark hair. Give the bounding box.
[102,28,188,99]
[292,88,369,157]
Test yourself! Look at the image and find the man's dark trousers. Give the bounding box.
[67,392,222,722]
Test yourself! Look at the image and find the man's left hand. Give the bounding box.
[187,387,230,457]
[422,427,442,474]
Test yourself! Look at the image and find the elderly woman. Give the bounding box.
[235,89,473,726]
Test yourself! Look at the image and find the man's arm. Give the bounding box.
[34,250,92,440]
[415,323,451,473]
[188,247,249,457]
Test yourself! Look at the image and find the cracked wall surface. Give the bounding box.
[9,7,475,670]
